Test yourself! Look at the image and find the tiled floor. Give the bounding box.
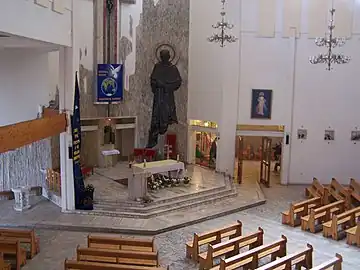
[19,184,359,270]
[89,163,226,202]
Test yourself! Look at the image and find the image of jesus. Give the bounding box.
[256,92,267,116]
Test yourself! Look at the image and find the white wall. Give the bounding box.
[0,0,72,47]
[189,0,360,183]
[0,49,52,126]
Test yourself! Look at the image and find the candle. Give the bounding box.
[177,154,179,162]
[143,159,146,168]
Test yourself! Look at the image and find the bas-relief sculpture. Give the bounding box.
[147,49,182,148]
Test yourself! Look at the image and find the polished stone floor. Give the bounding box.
[89,163,225,202]
[19,184,359,270]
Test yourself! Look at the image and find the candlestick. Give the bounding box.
[143,159,146,168]
[177,154,179,162]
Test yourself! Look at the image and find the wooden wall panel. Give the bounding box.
[308,0,328,38]
[283,0,302,38]
[333,0,354,38]
[0,114,67,154]
[258,0,277,37]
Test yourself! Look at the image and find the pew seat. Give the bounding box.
[309,254,342,270]
[210,236,287,270]
[186,220,242,261]
[282,197,322,227]
[0,239,27,270]
[88,235,155,252]
[0,228,40,259]
[346,223,360,247]
[301,200,345,233]
[199,228,263,270]
[77,246,159,267]
[323,206,360,240]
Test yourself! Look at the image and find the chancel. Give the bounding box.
[0,0,360,269]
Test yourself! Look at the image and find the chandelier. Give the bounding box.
[208,0,237,47]
[309,8,350,70]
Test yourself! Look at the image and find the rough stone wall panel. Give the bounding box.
[0,139,51,191]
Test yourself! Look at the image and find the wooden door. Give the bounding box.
[260,136,272,187]
[237,136,244,184]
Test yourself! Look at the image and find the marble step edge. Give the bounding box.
[0,199,266,236]
[73,190,238,219]
[93,183,228,208]
[94,186,234,214]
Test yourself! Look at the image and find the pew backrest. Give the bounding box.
[350,178,360,193]
[219,236,287,270]
[64,259,168,270]
[330,178,350,207]
[309,254,342,270]
[88,235,155,252]
[312,200,345,216]
[77,246,158,267]
[0,239,23,270]
[0,228,37,258]
[254,244,313,270]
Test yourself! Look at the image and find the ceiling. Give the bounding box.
[0,32,60,51]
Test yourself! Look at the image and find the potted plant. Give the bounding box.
[85,184,95,200]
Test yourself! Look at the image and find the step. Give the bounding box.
[94,186,234,214]
[81,188,238,218]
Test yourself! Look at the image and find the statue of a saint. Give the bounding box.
[147,49,182,148]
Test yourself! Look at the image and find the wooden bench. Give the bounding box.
[323,206,360,240]
[199,227,263,270]
[213,236,287,270]
[346,222,360,247]
[310,254,342,270]
[305,178,325,198]
[301,200,345,233]
[88,235,155,252]
[77,246,159,267]
[254,244,313,270]
[329,178,351,209]
[64,259,168,270]
[0,252,11,270]
[0,239,27,270]
[349,178,360,206]
[282,197,322,227]
[0,228,40,259]
[186,220,242,261]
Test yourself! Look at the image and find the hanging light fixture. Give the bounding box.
[309,7,350,70]
[208,0,237,47]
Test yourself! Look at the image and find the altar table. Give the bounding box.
[129,160,185,200]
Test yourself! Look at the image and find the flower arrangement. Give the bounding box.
[85,184,94,193]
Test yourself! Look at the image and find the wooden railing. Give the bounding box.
[46,169,61,196]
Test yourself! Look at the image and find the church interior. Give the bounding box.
[0,0,360,269]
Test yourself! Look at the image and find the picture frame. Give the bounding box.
[324,130,335,141]
[351,131,360,141]
[251,89,273,119]
[297,129,307,140]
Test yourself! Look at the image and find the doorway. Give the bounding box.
[195,131,217,169]
[235,135,283,186]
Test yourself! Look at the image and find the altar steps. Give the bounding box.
[90,185,236,218]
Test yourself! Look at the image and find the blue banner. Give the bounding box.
[97,64,124,102]
[71,73,87,210]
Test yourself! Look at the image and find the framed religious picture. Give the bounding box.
[251,89,273,119]
[324,130,335,141]
[297,129,307,140]
[351,131,360,141]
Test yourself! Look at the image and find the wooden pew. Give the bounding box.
[301,200,345,233]
[77,246,159,267]
[349,178,360,206]
[0,252,11,270]
[254,244,313,270]
[282,197,322,227]
[88,235,155,252]
[199,227,263,270]
[0,239,27,270]
[214,236,287,270]
[0,228,40,259]
[305,178,325,198]
[346,222,360,247]
[323,206,360,240]
[64,259,168,270]
[186,220,242,261]
[329,178,351,209]
[310,254,342,270]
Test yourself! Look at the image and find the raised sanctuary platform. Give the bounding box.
[0,165,265,234]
